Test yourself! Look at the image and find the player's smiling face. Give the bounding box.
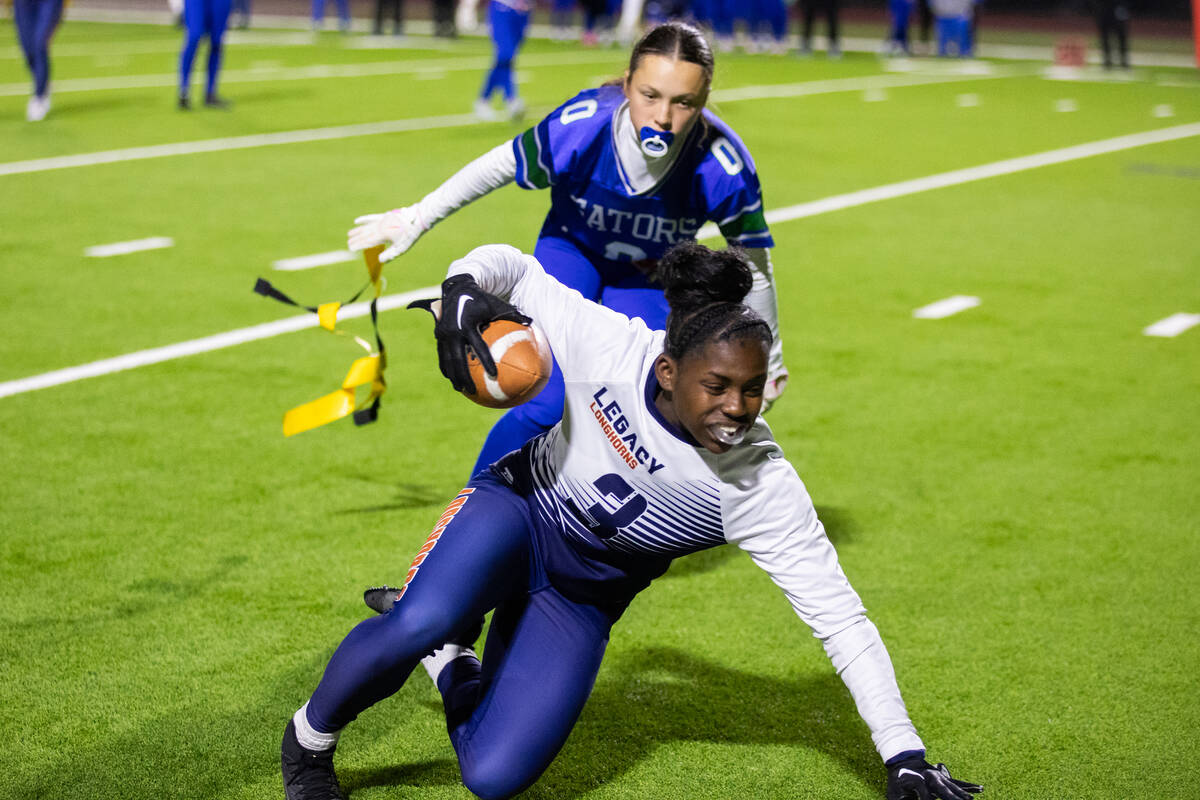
[654,337,768,454]
[623,54,708,140]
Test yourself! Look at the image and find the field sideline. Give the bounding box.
[2,17,1198,800]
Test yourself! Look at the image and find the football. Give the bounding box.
[463,319,552,409]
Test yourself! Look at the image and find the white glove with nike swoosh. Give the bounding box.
[886,755,982,800]
[347,205,430,263]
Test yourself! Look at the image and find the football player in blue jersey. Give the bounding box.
[349,21,790,477]
[178,0,233,109]
[476,0,532,121]
[280,242,982,800]
[13,0,63,121]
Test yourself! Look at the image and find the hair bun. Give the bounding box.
[657,243,753,316]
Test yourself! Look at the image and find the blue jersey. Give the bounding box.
[511,86,774,266]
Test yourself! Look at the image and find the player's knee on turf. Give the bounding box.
[459,747,542,800]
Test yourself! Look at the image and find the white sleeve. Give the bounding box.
[742,247,785,380]
[413,142,517,228]
[721,447,924,762]
[446,244,651,382]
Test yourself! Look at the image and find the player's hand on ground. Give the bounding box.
[761,368,788,413]
[408,274,530,395]
[886,756,982,800]
[347,206,429,262]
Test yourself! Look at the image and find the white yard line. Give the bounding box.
[0,49,628,97]
[0,31,319,60]
[0,72,1018,177]
[0,71,1022,178]
[4,122,1200,399]
[0,286,439,400]
[708,68,1013,103]
[1143,313,1200,338]
[913,295,981,319]
[0,112,480,177]
[84,236,174,257]
[272,250,357,271]
[695,122,1200,239]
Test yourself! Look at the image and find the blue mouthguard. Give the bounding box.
[638,126,674,158]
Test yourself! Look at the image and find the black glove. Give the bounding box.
[886,756,982,800]
[408,274,530,395]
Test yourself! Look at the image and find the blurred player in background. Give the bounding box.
[432,0,457,36]
[798,0,841,57]
[550,0,575,41]
[747,0,788,54]
[580,0,615,46]
[455,0,480,32]
[475,0,531,120]
[349,22,790,478]
[373,0,403,35]
[178,0,232,109]
[311,0,350,33]
[279,242,983,800]
[1091,0,1131,69]
[230,0,250,29]
[931,0,973,57]
[886,0,915,56]
[13,0,63,121]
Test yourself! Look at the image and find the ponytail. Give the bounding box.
[658,243,772,361]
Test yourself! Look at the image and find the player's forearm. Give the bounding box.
[823,617,925,762]
[741,247,785,376]
[446,243,532,300]
[415,142,518,228]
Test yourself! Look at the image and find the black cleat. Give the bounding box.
[281,719,345,800]
[363,585,401,614]
[178,95,190,110]
[204,94,232,109]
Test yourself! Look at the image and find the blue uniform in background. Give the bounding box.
[469,84,773,474]
[749,0,788,44]
[482,0,531,105]
[708,0,736,40]
[311,0,350,31]
[888,0,915,54]
[179,0,232,105]
[13,0,63,101]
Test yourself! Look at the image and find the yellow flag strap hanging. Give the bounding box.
[253,246,388,436]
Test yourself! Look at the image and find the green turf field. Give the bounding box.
[2,16,1198,800]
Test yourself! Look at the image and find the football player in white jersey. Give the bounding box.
[280,243,982,800]
[348,21,790,477]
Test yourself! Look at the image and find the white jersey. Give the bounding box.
[449,245,925,763]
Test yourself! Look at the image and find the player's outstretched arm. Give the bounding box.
[886,754,982,800]
[347,142,518,263]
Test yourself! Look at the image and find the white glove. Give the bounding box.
[347,206,430,263]
[762,368,788,414]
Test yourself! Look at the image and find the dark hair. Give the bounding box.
[658,243,772,361]
[626,21,715,92]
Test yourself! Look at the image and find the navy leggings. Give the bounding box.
[13,0,62,97]
[471,234,670,474]
[306,472,613,800]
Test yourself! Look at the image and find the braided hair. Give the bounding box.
[658,243,772,362]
